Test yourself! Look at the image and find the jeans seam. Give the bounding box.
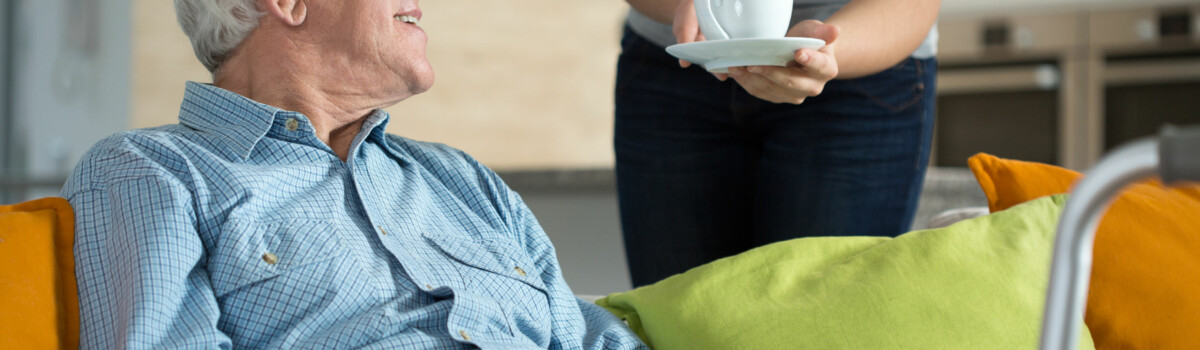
[907,59,935,229]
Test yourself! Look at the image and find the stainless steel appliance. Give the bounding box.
[934,3,1200,170]
[1095,7,1200,150]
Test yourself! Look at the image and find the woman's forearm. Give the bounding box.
[626,0,679,25]
[825,0,941,79]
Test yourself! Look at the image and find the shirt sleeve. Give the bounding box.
[67,167,231,349]
[506,193,649,350]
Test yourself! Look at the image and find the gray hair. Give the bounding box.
[174,0,265,73]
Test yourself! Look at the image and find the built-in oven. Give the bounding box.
[935,60,1065,167]
[932,3,1200,170]
[1093,6,1200,150]
[934,10,1078,168]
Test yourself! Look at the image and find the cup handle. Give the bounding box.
[695,0,730,41]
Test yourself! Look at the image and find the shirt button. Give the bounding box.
[285,118,299,131]
[513,266,527,277]
[426,284,434,290]
[378,226,388,236]
[458,330,471,341]
[262,253,278,265]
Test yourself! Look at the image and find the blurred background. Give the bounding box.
[2,0,1199,294]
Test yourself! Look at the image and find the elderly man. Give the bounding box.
[62,0,648,348]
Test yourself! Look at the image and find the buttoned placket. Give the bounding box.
[346,158,390,240]
[338,121,389,240]
[346,156,391,240]
[343,142,445,296]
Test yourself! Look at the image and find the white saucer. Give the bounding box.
[666,37,826,73]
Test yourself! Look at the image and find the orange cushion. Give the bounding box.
[0,197,78,349]
[968,153,1200,350]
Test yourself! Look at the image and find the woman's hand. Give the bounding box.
[728,20,841,104]
[670,0,841,105]
[673,0,737,82]
[672,1,711,65]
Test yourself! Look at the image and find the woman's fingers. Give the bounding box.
[724,44,840,104]
[746,64,826,98]
[672,0,700,43]
[729,67,808,104]
[673,0,700,68]
[713,71,729,81]
[795,49,838,81]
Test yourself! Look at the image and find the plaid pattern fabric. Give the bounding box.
[62,82,648,350]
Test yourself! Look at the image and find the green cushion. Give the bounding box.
[597,195,1094,349]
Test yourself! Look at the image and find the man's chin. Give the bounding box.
[384,77,434,105]
[409,69,435,95]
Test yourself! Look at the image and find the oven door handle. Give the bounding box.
[1105,58,1200,86]
[937,64,1060,94]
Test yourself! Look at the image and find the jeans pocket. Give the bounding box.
[847,57,928,113]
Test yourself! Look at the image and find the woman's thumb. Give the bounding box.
[793,19,840,44]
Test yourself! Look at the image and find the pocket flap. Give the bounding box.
[422,231,548,292]
[208,219,341,297]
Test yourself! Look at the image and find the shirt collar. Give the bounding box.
[177,82,407,163]
[364,109,391,145]
[351,109,409,163]
[178,82,285,161]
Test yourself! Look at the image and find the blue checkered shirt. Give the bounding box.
[62,82,648,349]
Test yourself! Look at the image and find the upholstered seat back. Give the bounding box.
[0,197,78,349]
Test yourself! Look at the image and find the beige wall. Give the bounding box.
[133,1,629,170]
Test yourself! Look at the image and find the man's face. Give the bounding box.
[301,0,433,102]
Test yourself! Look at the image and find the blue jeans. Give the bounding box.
[615,27,937,287]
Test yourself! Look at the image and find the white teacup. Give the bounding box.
[696,0,793,41]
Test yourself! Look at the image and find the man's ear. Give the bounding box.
[262,0,307,27]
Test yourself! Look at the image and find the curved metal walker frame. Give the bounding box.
[1039,125,1200,350]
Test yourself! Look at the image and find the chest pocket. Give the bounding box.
[423,231,553,335]
[423,231,548,292]
[208,219,345,298]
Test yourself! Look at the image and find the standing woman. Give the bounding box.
[615,0,941,286]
